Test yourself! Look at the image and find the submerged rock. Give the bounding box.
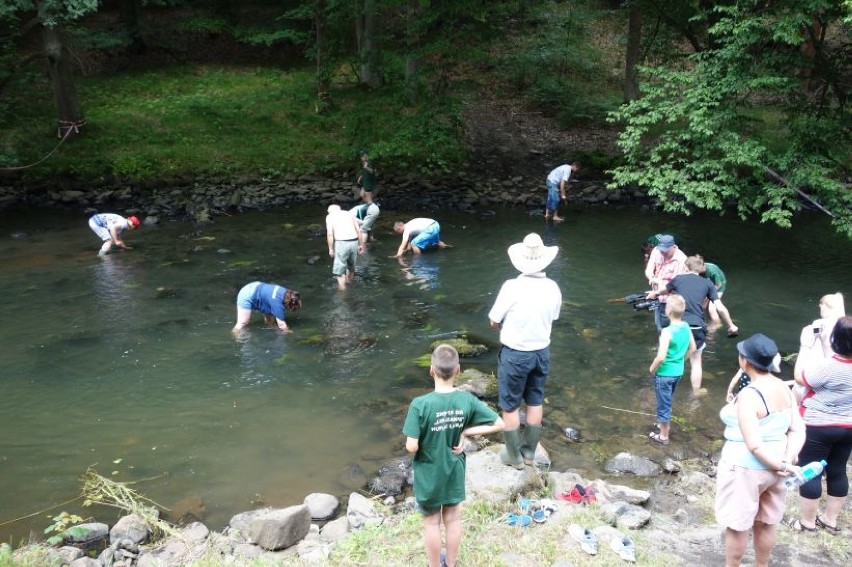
[429,337,488,357]
[456,368,498,399]
[562,427,582,443]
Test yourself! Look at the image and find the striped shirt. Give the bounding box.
[801,355,852,428]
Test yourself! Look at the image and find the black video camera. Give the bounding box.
[624,292,647,305]
[633,299,659,311]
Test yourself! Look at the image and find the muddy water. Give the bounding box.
[0,204,849,541]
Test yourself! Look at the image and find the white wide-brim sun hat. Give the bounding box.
[508,233,558,274]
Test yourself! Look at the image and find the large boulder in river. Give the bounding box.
[456,368,498,399]
[604,452,662,477]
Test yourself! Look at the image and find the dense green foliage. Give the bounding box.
[0,0,849,235]
[608,0,851,237]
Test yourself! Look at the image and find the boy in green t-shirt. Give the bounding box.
[403,344,505,567]
[647,294,696,445]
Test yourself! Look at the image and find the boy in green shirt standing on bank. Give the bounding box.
[403,344,505,567]
[648,294,696,445]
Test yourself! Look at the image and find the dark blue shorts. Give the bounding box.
[497,346,549,411]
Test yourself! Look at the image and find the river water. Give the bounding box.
[0,203,849,541]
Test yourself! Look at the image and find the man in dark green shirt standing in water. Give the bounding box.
[357,151,377,199]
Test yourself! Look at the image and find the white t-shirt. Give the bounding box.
[547,165,573,185]
[488,273,562,351]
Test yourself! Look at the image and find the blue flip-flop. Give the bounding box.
[518,497,531,513]
[505,512,533,527]
[532,509,548,523]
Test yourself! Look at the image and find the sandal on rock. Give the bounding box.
[815,516,840,535]
[785,517,817,533]
[648,432,669,445]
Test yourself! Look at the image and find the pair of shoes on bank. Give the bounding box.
[504,512,532,527]
[610,533,636,562]
[568,524,598,555]
[532,499,558,523]
[558,483,597,504]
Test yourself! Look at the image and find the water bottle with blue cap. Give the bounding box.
[784,459,827,490]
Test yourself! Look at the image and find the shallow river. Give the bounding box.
[0,203,849,541]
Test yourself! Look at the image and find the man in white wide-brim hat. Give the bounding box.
[488,233,562,469]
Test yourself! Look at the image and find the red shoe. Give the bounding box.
[558,484,586,504]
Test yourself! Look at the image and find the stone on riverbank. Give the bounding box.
[248,505,311,551]
[367,456,412,497]
[109,514,150,545]
[303,493,339,522]
[604,451,662,476]
[61,522,109,551]
[346,492,384,529]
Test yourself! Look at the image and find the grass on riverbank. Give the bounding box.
[1,65,467,183]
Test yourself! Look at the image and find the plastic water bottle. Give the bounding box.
[784,460,827,490]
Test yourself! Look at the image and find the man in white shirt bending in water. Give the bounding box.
[544,162,580,221]
[392,218,450,257]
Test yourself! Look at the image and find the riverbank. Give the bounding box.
[0,168,648,224]
[3,447,849,567]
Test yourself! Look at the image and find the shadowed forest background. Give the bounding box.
[0,0,850,235]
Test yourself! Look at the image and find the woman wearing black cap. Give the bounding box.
[715,333,806,567]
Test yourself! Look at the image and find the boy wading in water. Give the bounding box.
[648,294,696,444]
[403,345,505,567]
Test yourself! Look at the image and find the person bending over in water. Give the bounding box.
[88,213,140,256]
[392,218,450,257]
[232,281,302,334]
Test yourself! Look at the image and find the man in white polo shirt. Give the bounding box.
[488,233,562,469]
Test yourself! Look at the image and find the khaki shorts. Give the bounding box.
[332,240,358,276]
[715,460,786,531]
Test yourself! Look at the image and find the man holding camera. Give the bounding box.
[644,234,687,331]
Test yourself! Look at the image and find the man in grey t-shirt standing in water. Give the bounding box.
[544,162,580,221]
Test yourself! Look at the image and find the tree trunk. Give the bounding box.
[42,24,84,138]
[358,0,382,88]
[121,0,145,55]
[315,0,331,114]
[624,0,643,102]
[404,0,423,102]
